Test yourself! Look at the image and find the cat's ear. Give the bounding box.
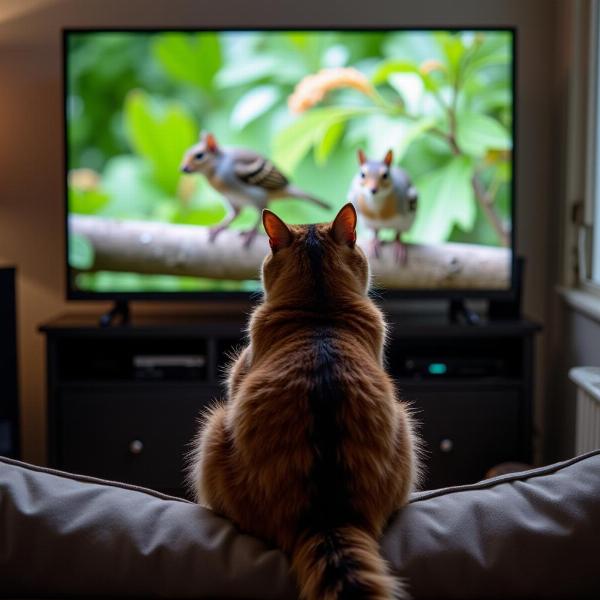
[263,209,293,252]
[331,203,357,247]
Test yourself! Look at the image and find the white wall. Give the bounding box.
[0,0,560,463]
[545,0,600,462]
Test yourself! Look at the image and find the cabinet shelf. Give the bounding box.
[395,377,524,389]
[58,380,214,390]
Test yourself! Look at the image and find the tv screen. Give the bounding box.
[65,28,515,298]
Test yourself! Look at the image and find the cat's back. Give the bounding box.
[236,306,392,436]
[230,307,399,531]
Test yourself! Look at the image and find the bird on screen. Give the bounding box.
[180,132,329,246]
[348,149,418,264]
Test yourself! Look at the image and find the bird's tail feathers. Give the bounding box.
[286,185,330,209]
[291,525,408,600]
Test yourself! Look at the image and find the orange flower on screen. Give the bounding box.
[419,59,446,76]
[288,67,375,113]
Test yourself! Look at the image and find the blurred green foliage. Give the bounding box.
[67,30,512,292]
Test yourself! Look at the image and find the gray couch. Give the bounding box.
[1,451,599,599]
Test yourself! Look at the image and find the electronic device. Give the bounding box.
[133,354,207,380]
[399,356,508,379]
[64,28,516,311]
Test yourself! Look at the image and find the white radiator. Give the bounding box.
[569,367,600,454]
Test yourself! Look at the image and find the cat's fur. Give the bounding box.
[188,204,420,599]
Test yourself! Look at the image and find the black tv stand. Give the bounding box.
[99,300,130,328]
[449,299,481,325]
[40,312,540,495]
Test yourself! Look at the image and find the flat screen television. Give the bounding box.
[64,28,516,300]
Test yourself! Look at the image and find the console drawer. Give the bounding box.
[58,383,219,494]
[400,385,522,488]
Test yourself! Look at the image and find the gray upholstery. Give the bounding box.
[1,451,599,599]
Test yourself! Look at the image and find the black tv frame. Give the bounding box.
[63,27,517,303]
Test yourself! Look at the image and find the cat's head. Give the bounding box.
[260,203,370,307]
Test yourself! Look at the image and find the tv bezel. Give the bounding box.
[63,26,518,302]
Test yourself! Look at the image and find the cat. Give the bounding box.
[188,203,420,600]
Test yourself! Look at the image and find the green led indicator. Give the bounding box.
[428,363,448,375]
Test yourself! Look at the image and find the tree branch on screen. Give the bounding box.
[70,216,511,289]
[471,173,510,247]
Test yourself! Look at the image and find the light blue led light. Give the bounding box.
[428,363,448,375]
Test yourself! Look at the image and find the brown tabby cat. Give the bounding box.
[189,203,420,599]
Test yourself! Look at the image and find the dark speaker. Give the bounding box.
[0,267,19,458]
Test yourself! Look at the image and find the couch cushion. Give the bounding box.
[0,451,599,599]
[384,450,600,598]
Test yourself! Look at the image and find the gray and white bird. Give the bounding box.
[180,132,329,246]
[348,149,418,264]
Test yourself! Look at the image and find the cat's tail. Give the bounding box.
[290,525,409,600]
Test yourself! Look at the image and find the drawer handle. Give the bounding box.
[129,439,144,455]
[439,438,454,453]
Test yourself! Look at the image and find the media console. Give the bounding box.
[40,313,540,496]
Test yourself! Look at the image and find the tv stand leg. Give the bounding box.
[449,299,480,325]
[99,300,130,328]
